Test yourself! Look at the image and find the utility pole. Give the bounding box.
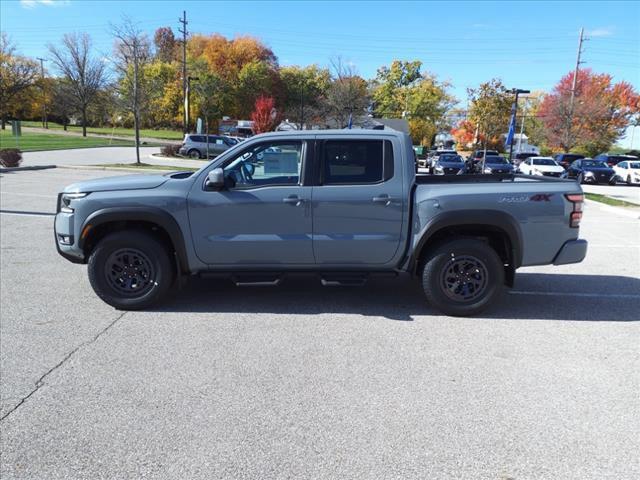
[36,57,47,128]
[566,27,585,151]
[179,10,189,133]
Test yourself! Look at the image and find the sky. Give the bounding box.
[2,0,639,146]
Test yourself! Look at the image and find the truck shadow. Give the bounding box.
[155,273,640,322]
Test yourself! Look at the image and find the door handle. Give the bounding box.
[283,195,304,206]
[372,194,393,206]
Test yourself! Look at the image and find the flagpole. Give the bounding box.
[508,88,530,163]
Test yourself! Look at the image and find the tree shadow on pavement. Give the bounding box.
[154,273,640,322]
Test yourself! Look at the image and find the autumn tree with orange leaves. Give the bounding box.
[538,69,639,156]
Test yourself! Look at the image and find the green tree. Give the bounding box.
[467,78,512,152]
[235,60,279,118]
[280,65,330,127]
[0,34,39,129]
[371,60,454,145]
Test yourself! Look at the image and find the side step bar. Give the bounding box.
[320,273,368,287]
[231,274,283,287]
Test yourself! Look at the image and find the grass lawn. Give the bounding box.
[0,129,136,151]
[585,192,639,208]
[95,163,197,171]
[22,121,183,140]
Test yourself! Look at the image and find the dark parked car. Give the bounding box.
[553,153,585,170]
[470,150,499,166]
[433,154,465,175]
[564,159,616,184]
[482,156,514,174]
[593,154,639,168]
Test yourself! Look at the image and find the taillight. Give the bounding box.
[565,193,584,228]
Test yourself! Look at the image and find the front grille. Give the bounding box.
[543,172,562,177]
[445,168,460,174]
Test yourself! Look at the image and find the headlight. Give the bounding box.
[59,193,88,213]
[435,166,444,173]
[584,171,594,177]
[483,167,492,174]
[532,169,541,175]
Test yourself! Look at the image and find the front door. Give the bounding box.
[188,139,314,266]
[311,137,406,266]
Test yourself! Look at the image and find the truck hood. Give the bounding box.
[63,174,169,193]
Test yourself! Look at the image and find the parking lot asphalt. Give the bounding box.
[1,168,639,479]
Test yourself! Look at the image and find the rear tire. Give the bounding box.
[420,238,504,317]
[188,149,202,159]
[88,231,174,310]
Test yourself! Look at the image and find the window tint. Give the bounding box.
[323,140,390,184]
[222,141,303,189]
[618,162,627,168]
[189,135,205,143]
[533,159,557,166]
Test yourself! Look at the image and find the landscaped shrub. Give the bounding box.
[160,144,181,157]
[0,149,23,168]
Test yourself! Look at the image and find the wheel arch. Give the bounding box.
[79,207,190,275]
[412,210,523,286]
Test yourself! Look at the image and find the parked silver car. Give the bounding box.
[179,134,237,159]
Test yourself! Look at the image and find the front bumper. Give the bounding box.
[553,239,588,265]
[54,212,85,263]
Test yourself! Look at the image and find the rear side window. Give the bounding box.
[322,140,393,185]
[189,135,205,143]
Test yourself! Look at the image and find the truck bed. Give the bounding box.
[415,173,574,184]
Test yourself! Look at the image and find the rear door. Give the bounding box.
[311,136,406,266]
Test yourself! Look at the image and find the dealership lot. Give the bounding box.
[1,168,639,479]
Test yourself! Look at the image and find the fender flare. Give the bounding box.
[79,207,189,274]
[413,209,523,269]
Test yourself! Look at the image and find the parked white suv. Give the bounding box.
[613,160,640,185]
[518,157,565,177]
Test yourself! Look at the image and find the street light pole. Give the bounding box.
[508,88,530,163]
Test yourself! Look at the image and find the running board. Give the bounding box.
[231,274,282,287]
[320,273,368,287]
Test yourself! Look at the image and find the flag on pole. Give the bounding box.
[347,113,353,129]
[505,101,517,147]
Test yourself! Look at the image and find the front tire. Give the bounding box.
[420,238,504,317]
[88,231,174,310]
[627,175,632,186]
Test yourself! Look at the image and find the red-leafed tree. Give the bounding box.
[451,119,478,149]
[538,69,639,155]
[251,95,279,133]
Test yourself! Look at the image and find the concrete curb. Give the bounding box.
[0,165,57,172]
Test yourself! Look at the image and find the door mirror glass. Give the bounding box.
[206,168,225,190]
[244,162,255,176]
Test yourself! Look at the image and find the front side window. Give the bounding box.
[322,140,392,185]
[222,141,303,189]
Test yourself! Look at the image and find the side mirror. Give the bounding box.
[244,162,255,176]
[206,168,225,190]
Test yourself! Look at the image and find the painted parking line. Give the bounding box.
[510,290,640,299]
[0,210,55,217]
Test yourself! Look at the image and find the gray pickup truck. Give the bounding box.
[55,130,587,316]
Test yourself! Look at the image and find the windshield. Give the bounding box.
[485,156,508,164]
[583,160,608,168]
[533,159,558,166]
[439,154,462,163]
[561,154,584,162]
